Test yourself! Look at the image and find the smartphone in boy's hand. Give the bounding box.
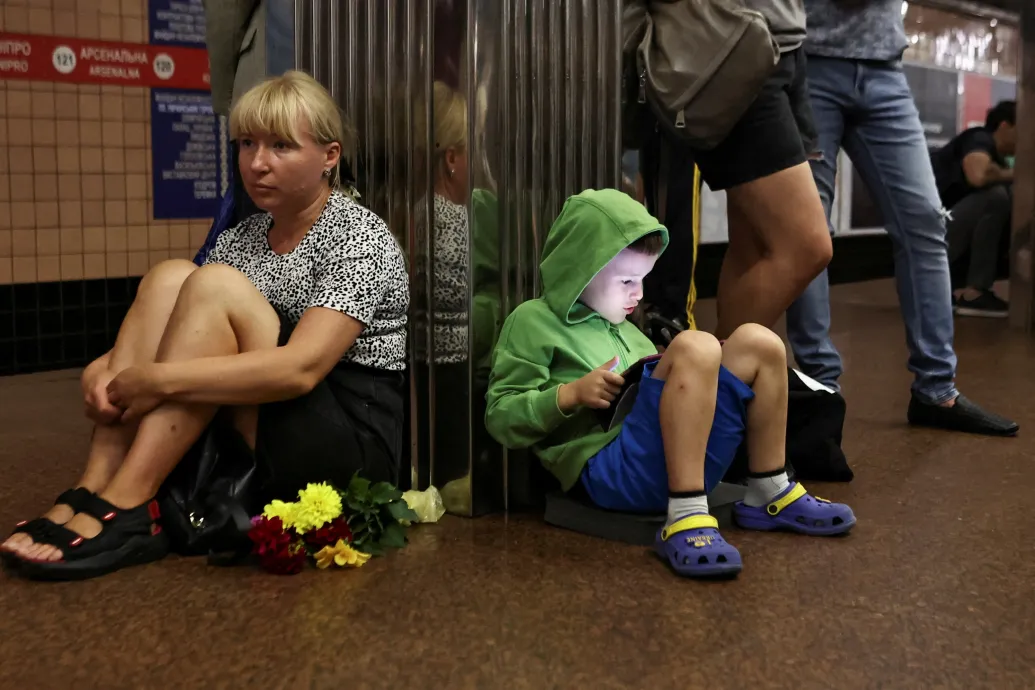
[593,354,662,430]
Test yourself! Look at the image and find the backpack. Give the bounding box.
[622,0,780,151]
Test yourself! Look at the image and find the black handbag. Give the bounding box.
[726,368,854,484]
[783,369,854,482]
[158,420,267,559]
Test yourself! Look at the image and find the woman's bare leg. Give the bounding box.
[28,264,280,561]
[2,260,196,556]
[80,260,199,489]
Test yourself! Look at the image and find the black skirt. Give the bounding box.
[250,312,406,499]
[253,359,406,498]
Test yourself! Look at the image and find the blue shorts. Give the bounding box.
[580,361,755,513]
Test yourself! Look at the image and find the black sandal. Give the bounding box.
[2,487,94,564]
[14,494,169,581]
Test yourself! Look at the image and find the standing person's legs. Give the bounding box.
[839,63,957,405]
[693,49,832,339]
[843,63,1017,435]
[786,57,855,391]
[946,185,1011,316]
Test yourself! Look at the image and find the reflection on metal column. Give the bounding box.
[291,0,623,514]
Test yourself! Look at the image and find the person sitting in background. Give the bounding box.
[485,190,855,580]
[932,100,1016,318]
[1,71,408,581]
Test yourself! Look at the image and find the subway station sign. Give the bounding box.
[0,32,210,91]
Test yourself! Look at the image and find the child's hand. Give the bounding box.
[558,357,625,411]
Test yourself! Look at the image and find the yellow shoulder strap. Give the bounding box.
[684,164,701,331]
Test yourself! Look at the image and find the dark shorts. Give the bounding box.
[578,361,755,513]
[224,312,405,500]
[692,48,818,191]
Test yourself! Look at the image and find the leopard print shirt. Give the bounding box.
[204,191,409,371]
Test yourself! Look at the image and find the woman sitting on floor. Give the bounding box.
[1,71,409,580]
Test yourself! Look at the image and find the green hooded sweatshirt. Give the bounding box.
[484,189,669,490]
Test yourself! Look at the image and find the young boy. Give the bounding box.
[485,189,855,578]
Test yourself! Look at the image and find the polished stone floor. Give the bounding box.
[1,279,1033,689]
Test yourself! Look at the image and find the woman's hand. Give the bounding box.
[83,365,122,425]
[106,365,164,422]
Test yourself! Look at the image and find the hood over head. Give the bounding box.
[540,189,668,323]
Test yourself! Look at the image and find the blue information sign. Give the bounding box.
[150,89,229,220]
[148,0,207,47]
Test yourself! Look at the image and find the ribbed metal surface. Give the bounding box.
[470,0,623,510]
[292,0,623,513]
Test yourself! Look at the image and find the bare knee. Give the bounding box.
[174,263,280,344]
[724,324,787,367]
[776,218,832,286]
[729,166,834,281]
[137,259,198,297]
[666,330,723,371]
[177,263,255,304]
[804,227,833,275]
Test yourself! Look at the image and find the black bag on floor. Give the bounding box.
[158,420,266,559]
[725,368,854,484]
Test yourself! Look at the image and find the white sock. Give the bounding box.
[744,471,791,508]
[666,494,709,526]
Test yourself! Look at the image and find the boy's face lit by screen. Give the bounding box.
[580,248,658,325]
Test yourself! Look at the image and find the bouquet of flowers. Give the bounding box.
[247,473,419,575]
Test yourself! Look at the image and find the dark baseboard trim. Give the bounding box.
[0,277,142,377]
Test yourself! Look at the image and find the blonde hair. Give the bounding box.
[433,81,467,162]
[230,70,357,192]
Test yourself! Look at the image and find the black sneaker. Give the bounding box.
[954,291,1008,318]
[908,394,1019,437]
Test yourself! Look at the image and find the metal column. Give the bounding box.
[290,0,623,514]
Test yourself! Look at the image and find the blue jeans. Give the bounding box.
[786,57,958,405]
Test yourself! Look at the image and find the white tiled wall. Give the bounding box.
[0,0,213,285]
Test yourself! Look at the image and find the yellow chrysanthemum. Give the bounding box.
[292,482,343,533]
[262,499,298,530]
[314,539,371,569]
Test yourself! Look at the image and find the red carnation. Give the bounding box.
[248,516,293,556]
[259,542,307,575]
[303,517,353,549]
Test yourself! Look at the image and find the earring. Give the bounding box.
[322,169,331,178]
[448,168,455,177]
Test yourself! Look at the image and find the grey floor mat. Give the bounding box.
[543,483,747,546]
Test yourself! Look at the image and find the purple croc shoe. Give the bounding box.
[655,514,742,578]
[733,482,855,536]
